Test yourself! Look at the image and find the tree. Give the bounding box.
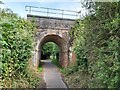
[41,42,59,60]
[65,1,120,88]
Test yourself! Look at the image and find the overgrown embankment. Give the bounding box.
[0,8,44,88]
[62,2,120,88]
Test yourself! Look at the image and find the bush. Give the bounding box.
[0,9,39,88]
[63,2,120,88]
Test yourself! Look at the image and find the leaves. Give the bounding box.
[41,42,59,59]
[0,9,38,88]
[64,1,120,88]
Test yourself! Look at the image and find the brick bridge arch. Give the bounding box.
[27,15,76,69]
[37,34,69,68]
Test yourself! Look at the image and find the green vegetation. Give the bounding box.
[41,42,60,65]
[52,58,61,68]
[38,67,43,72]
[0,8,41,88]
[1,0,120,88]
[38,63,43,72]
[62,1,120,88]
[41,42,61,67]
[41,42,59,60]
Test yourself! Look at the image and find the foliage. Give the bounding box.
[38,63,43,72]
[41,42,61,67]
[64,1,120,88]
[0,8,40,88]
[41,42,59,60]
[63,70,88,88]
[52,58,61,68]
[61,63,78,75]
[38,67,43,72]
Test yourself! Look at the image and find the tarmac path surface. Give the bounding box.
[42,60,67,89]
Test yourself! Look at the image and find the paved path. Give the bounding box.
[42,60,67,89]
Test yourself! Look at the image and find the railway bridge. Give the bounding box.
[26,6,80,68]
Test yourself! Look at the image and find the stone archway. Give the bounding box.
[27,15,77,69]
[34,34,69,68]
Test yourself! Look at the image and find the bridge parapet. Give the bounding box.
[25,6,80,19]
[27,14,75,30]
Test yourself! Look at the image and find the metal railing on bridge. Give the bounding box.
[25,6,81,19]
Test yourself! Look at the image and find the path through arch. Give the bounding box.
[36,34,69,68]
[42,60,67,88]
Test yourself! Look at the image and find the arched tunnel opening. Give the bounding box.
[37,34,69,68]
[41,42,60,65]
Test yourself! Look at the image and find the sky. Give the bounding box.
[0,0,88,19]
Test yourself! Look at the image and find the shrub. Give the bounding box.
[64,2,120,88]
[0,9,39,88]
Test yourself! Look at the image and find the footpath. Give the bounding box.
[42,60,67,89]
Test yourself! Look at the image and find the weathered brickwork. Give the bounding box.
[27,14,76,68]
